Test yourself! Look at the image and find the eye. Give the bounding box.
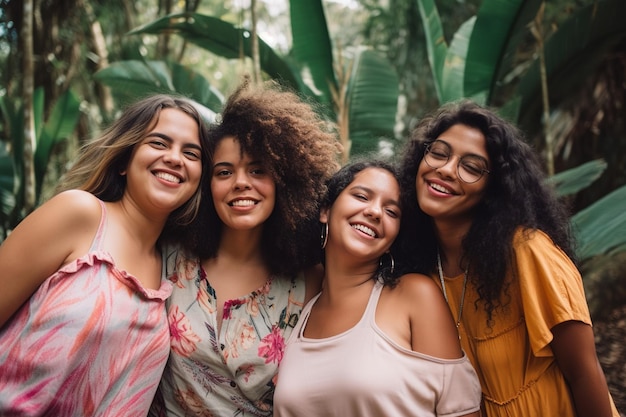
[184,149,201,160]
[385,207,400,218]
[250,167,267,176]
[214,169,232,177]
[461,157,487,174]
[353,193,368,201]
[428,145,449,160]
[149,139,167,148]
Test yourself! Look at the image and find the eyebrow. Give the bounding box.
[351,185,401,208]
[212,159,264,169]
[147,132,202,151]
[433,139,488,161]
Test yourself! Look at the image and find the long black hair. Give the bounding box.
[398,100,576,322]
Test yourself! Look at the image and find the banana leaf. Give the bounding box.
[548,159,607,197]
[571,184,626,260]
[346,48,399,156]
[464,0,542,101]
[415,0,448,102]
[289,0,336,110]
[94,60,221,118]
[441,16,474,103]
[127,12,301,92]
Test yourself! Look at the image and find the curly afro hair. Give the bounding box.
[186,78,341,277]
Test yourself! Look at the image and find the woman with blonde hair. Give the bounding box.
[0,94,209,416]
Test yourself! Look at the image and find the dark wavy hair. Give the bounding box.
[188,79,341,276]
[56,94,211,247]
[321,159,410,287]
[398,100,576,322]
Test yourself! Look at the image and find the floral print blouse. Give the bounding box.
[152,250,306,417]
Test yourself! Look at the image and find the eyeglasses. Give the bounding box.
[423,140,490,184]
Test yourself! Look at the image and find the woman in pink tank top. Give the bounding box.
[274,160,481,417]
[0,94,209,416]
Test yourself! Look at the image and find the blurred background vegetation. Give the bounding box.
[1,0,625,409]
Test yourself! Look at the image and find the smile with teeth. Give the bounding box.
[429,182,453,194]
[352,224,377,238]
[230,199,257,207]
[155,171,181,183]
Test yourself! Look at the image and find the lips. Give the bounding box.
[154,171,182,183]
[351,223,378,238]
[427,180,456,195]
[229,199,258,207]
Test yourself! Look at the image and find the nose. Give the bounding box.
[233,171,252,190]
[163,146,183,167]
[435,155,459,179]
[364,203,381,220]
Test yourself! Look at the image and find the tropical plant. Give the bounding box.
[0,88,81,237]
[94,0,400,162]
[415,0,626,316]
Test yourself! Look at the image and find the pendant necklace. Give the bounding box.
[436,251,468,330]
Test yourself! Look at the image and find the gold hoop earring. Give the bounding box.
[320,222,329,249]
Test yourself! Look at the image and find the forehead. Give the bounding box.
[350,168,399,195]
[436,123,488,157]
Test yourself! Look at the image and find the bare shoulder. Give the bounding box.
[48,189,102,219]
[390,273,447,304]
[389,273,464,358]
[12,190,101,237]
[0,190,102,327]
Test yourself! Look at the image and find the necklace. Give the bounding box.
[436,251,468,329]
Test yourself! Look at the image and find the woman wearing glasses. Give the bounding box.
[398,100,619,417]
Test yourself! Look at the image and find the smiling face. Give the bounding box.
[321,167,401,264]
[124,108,203,217]
[416,123,490,230]
[210,136,276,233]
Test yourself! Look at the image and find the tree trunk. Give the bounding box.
[22,0,36,213]
[250,0,262,84]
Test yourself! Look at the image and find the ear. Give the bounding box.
[319,207,329,223]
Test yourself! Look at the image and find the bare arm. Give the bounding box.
[551,320,614,417]
[0,190,101,327]
[405,273,464,359]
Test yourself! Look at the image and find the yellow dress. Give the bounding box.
[436,228,620,417]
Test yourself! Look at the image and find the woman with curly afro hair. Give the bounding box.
[151,78,341,416]
[398,100,619,417]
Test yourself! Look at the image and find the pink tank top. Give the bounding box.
[274,281,481,417]
[0,199,172,417]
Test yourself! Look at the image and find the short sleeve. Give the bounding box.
[514,229,591,357]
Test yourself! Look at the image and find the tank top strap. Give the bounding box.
[361,280,384,326]
[89,199,108,252]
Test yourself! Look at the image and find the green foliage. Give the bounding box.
[572,185,626,260]
[128,13,301,92]
[0,88,80,235]
[548,159,607,198]
[346,48,399,156]
[516,0,626,129]
[96,1,400,158]
[93,59,222,119]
